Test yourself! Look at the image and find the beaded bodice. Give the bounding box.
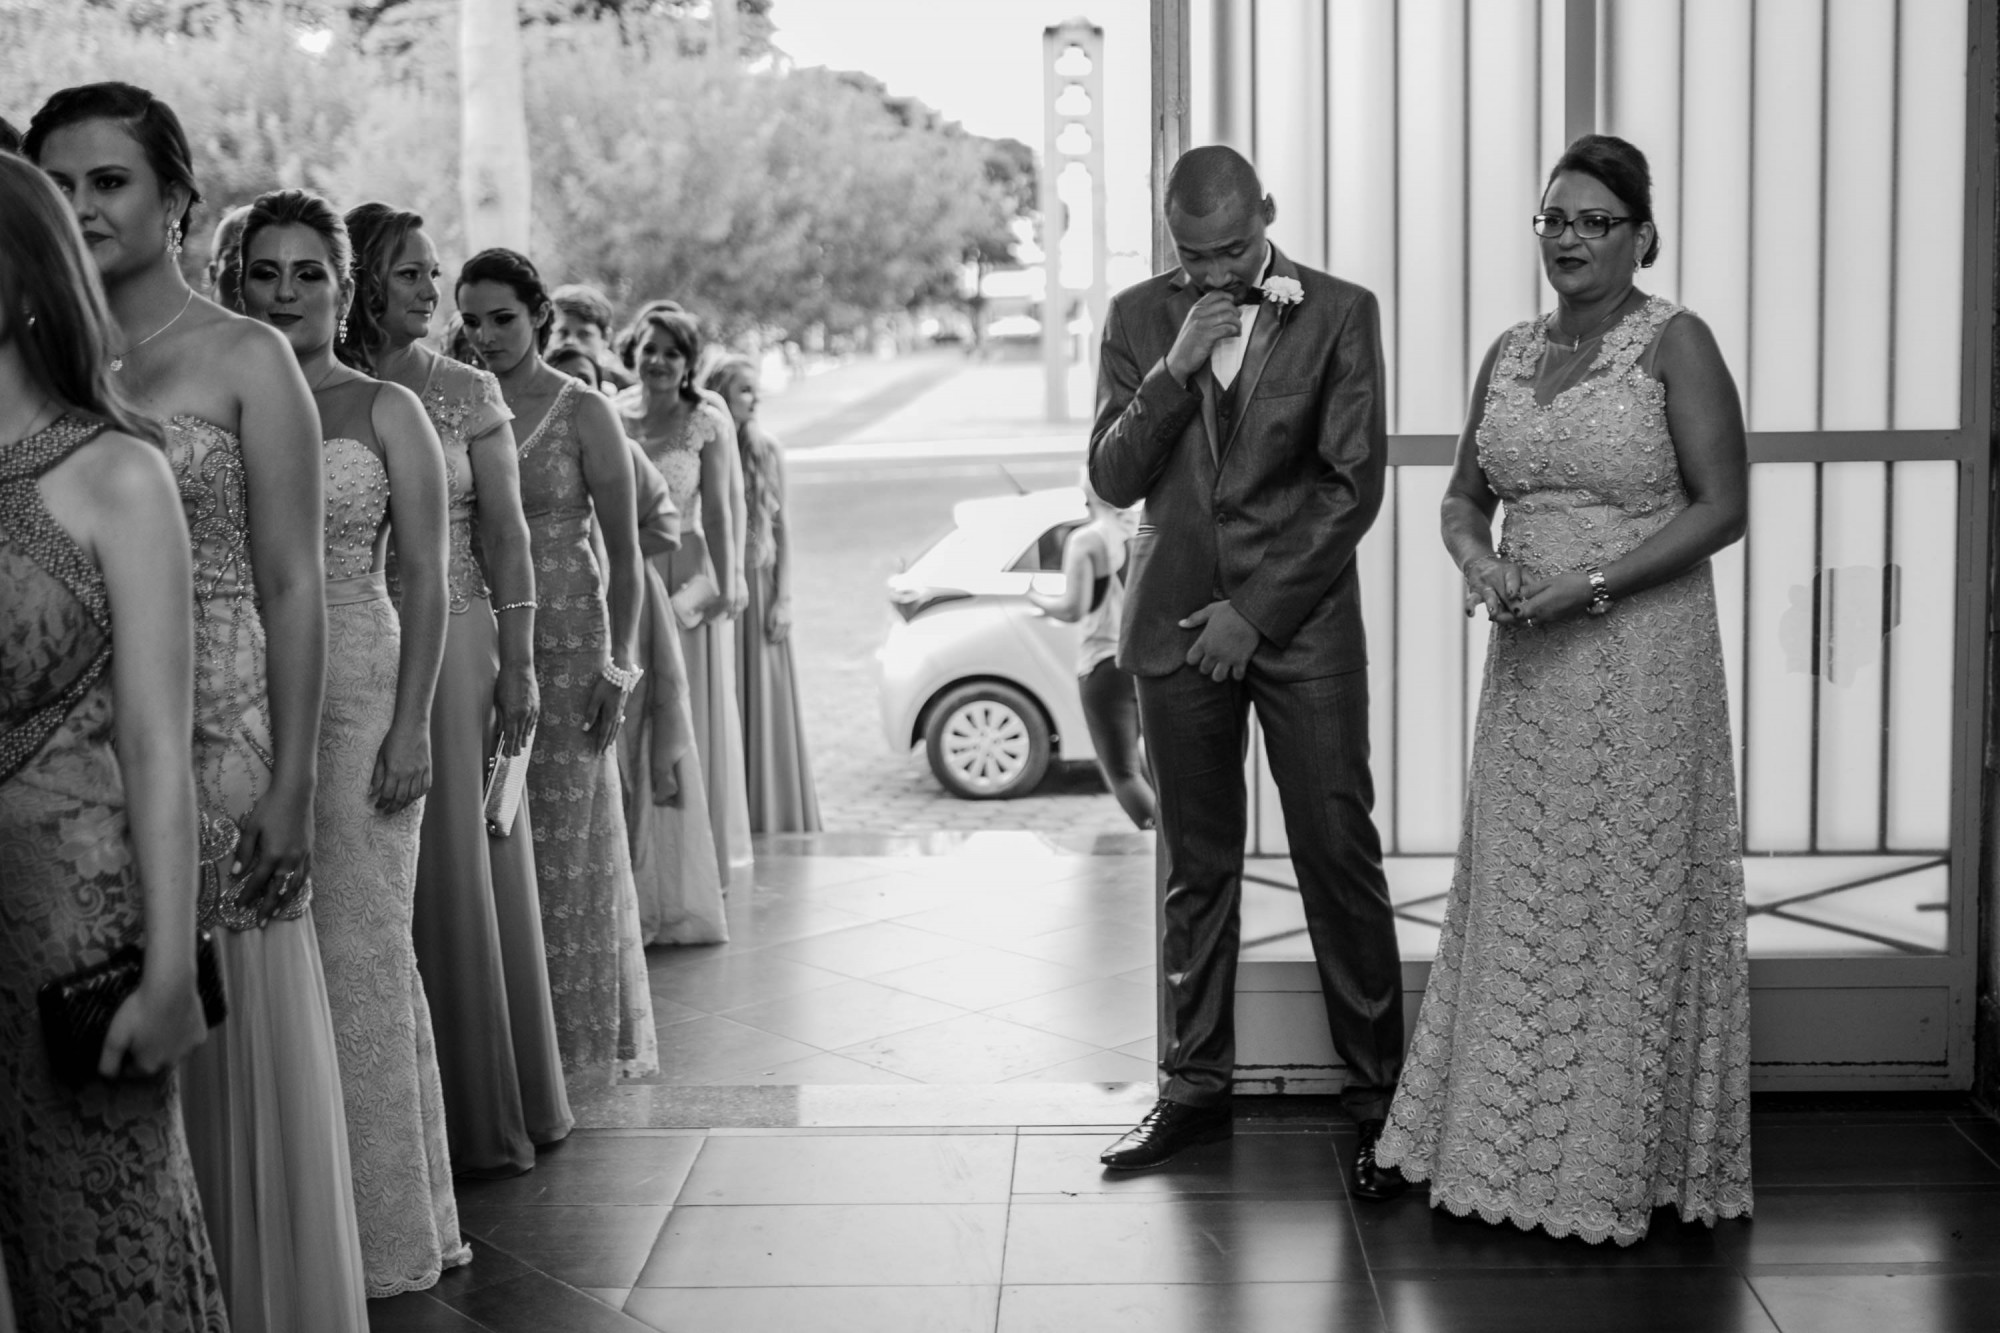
[627,399,716,517]
[418,355,512,612]
[1476,295,1687,576]
[164,414,256,607]
[0,416,112,785]
[323,437,389,581]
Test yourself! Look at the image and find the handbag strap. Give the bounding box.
[0,415,115,785]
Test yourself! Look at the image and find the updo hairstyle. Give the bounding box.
[456,248,554,353]
[1546,133,1659,268]
[25,82,203,249]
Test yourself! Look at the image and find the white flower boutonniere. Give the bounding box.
[1260,276,1305,306]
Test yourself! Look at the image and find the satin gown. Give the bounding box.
[0,415,229,1332]
[408,354,572,1175]
[313,431,469,1294]
[1377,297,1753,1246]
[166,415,369,1331]
[515,380,659,1081]
[734,430,821,833]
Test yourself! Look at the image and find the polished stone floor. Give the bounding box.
[366,836,2000,1332]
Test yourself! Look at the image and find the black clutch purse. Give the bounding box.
[37,931,227,1086]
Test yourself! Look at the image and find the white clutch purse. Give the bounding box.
[669,572,719,630]
[483,728,535,837]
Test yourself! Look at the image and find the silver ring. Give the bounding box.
[1524,617,1537,629]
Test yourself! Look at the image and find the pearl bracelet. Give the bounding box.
[600,660,645,693]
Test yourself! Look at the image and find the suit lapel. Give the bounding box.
[1167,271,1221,469]
[1220,246,1297,460]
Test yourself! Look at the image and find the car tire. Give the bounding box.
[924,682,1052,800]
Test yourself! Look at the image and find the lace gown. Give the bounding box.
[0,416,229,1332]
[165,416,370,1329]
[313,434,470,1294]
[516,381,659,1080]
[1376,297,1753,1245]
[409,356,572,1174]
[631,401,754,881]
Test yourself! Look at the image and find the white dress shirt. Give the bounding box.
[1209,243,1273,390]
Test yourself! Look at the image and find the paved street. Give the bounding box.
[762,348,1139,836]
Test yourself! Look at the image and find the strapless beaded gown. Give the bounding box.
[165,415,369,1330]
[0,415,229,1332]
[1377,297,1753,1246]
[516,381,658,1080]
[314,433,470,1294]
[409,356,572,1174]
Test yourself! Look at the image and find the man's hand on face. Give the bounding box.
[1180,599,1260,681]
[1165,290,1245,386]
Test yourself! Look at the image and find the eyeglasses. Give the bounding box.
[1533,212,1632,240]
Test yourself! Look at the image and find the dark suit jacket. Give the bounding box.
[1087,246,1387,681]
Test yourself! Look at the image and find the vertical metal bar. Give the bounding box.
[1564,0,1597,143]
[1886,0,1902,425]
[1879,462,1896,851]
[1460,0,1472,406]
[1389,468,1403,856]
[1152,0,1191,274]
[1814,0,1830,432]
[1392,0,1403,430]
[1744,0,1758,428]
[1809,462,1824,852]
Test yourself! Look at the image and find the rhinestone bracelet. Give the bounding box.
[1586,569,1612,616]
[492,600,537,615]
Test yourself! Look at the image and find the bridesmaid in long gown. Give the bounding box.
[29,84,369,1326]
[343,204,573,1174]
[458,248,659,1081]
[1377,135,1752,1246]
[620,310,754,881]
[0,152,228,1332]
[241,189,471,1295]
[704,357,821,833]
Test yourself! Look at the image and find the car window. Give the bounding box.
[1008,520,1085,573]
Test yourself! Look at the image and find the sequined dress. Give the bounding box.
[516,380,658,1080]
[409,354,572,1174]
[313,432,470,1294]
[0,415,229,1332]
[1376,297,1753,1245]
[165,415,370,1329]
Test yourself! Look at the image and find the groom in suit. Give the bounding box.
[1089,146,1406,1198]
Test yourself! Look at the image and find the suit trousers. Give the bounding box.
[1137,663,1403,1121]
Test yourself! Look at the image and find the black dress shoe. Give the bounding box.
[1350,1119,1410,1200]
[1100,1098,1233,1170]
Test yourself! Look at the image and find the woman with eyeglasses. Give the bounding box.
[1375,134,1753,1246]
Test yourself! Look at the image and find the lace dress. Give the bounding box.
[313,434,470,1294]
[516,380,659,1080]
[165,416,370,1329]
[631,400,755,881]
[409,355,572,1174]
[0,416,229,1332]
[1376,297,1753,1245]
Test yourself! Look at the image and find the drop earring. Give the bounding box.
[167,219,183,261]
[337,315,348,345]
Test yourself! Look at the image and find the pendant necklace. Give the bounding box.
[110,288,196,373]
[1548,292,1634,352]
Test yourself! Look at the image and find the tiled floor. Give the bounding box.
[366,834,2000,1331]
[369,1096,2000,1332]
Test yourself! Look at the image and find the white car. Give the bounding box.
[877,486,1099,799]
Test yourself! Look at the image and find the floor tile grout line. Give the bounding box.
[1949,1115,2000,1173]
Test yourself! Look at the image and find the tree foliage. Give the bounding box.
[1,0,1025,341]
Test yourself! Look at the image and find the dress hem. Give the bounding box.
[1384,1155,1755,1247]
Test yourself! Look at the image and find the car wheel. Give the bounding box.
[924,682,1051,800]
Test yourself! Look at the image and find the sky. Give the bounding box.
[766,0,1156,272]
